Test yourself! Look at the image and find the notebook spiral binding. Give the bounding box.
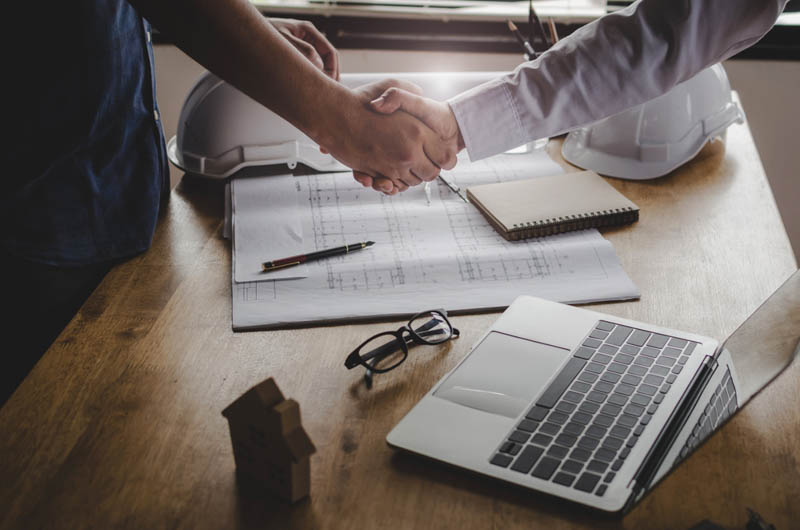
[506,206,639,241]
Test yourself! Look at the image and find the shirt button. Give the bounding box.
[154,109,160,121]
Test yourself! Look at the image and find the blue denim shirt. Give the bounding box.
[5,1,168,266]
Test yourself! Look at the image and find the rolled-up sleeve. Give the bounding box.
[449,0,786,161]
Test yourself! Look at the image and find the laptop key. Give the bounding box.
[594,414,614,428]
[532,457,561,480]
[611,459,624,471]
[578,402,599,415]
[526,405,549,421]
[644,374,664,386]
[668,337,688,349]
[577,371,599,384]
[562,459,584,474]
[555,401,577,414]
[587,460,608,473]
[536,357,586,408]
[539,422,560,435]
[638,384,658,396]
[571,381,591,393]
[583,338,603,348]
[603,472,616,483]
[586,391,607,404]
[593,353,613,364]
[577,436,600,450]
[510,445,544,473]
[586,425,606,438]
[563,391,584,404]
[570,448,592,462]
[572,411,593,425]
[586,362,605,374]
[624,403,645,417]
[615,383,636,396]
[547,411,569,424]
[628,365,648,376]
[555,433,578,447]
[547,445,569,459]
[596,321,614,331]
[517,419,539,432]
[553,472,577,487]
[509,430,531,443]
[650,365,669,376]
[627,330,650,346]
[647,334,669,348]
[621,344,640,355]
[602,437,624,451]
[600,371,621,384]
[599,344,619,355]
[531,433,553,446]
[608,362,627,374]
[563,422,585,436]
[595,484,608,496]
[574,346,596,360]
[640,346,660,358]
[606,325,633,346]
[595,448,616,463]
[614,353,635,365]
[589,329,609,340]
[662,347,682,359]
[574,472,602,493]
[617,414,637,428]
[491,453,513,467]
[631,394,650,407]
[608,393,628,407]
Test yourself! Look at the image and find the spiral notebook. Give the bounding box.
[466,170,639,241]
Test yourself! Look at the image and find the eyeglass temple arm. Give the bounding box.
[360,318,450,363]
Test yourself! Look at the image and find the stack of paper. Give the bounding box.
[229,149,639,330]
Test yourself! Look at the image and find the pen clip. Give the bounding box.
[261,260,302,273]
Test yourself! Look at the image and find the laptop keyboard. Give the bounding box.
[675,366,737,464]
[489,321,697,497]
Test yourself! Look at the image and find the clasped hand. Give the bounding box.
[326,80,466,195]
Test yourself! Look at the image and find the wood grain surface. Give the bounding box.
[0,119,797,530]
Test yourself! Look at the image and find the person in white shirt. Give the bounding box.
[357,0,788,193]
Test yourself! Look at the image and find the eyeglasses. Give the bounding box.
[344,309,460,389]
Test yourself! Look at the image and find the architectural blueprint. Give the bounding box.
[231,151,640,330]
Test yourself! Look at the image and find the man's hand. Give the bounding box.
[318,79,459,195]
[268,18,339,80]
[355,86,465,193]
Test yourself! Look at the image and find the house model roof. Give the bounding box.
[222,378,316,461]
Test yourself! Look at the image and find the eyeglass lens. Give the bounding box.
[409,311,453,344]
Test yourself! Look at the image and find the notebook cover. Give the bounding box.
[466,170,639,241]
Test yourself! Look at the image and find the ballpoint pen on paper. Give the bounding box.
[261,241,374,272]
[438,174,469,203]
[507,20,537,61]
[424,181,432,206]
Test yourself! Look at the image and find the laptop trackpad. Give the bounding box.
[434,331,570,419]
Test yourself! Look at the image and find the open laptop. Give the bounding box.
[387,273,799,513]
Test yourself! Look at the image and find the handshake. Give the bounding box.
[319,79,467,196]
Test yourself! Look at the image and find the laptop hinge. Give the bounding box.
[629,354,717,498]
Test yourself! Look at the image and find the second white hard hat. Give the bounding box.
[561,63,743,180]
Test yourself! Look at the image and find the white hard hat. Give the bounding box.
[167,71,503,179]
[561,63,743,180]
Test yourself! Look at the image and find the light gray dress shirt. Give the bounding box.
[449,0,787,161]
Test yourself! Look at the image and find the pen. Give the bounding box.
[438,174,469,203]
[424,181,432,206]
[261,241,374,272]
[527,0,550,50]
[507,20,537,61]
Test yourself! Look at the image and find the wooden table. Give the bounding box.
[1,118,797,529]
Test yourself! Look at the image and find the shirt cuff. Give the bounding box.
[448,79,528,162]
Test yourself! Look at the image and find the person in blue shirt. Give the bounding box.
[2,0,456,405]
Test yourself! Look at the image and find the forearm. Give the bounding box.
[129,0,348,146]
[450,0,786,160]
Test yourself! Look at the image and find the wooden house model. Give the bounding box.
[222,378,316,502]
